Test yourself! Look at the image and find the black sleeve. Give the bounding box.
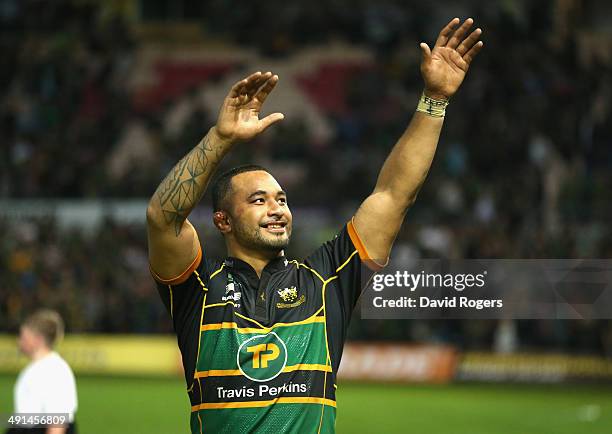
[304,223,365,315]
[304,222,378,373]
[153,246,209,385]
[305,221,379,326]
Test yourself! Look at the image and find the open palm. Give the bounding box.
[420,18,483,100]
[216,71,284,143]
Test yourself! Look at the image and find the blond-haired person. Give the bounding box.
[8,310,77,434]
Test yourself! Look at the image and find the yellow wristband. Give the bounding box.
[416,93,449,118]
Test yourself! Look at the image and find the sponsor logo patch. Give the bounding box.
[237,332,288,382]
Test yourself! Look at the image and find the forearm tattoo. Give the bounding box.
[155,135,220,236]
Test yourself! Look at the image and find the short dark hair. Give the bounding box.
[211,164,270,211]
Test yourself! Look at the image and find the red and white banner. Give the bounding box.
[338,343,457,383]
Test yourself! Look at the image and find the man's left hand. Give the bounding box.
[420,17,484,100]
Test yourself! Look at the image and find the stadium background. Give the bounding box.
[1,0,611,433]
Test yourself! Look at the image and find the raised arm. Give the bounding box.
[353,18,483,264]
[147,71,284,280]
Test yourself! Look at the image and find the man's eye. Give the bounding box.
[252,198,264,204]
[279,198,287,205]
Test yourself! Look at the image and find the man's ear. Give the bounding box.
[213,211,231,234]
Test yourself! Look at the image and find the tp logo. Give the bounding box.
[237,332,288,382]
[248,343,279,368]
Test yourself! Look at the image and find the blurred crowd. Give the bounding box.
[1,216,611,356]
[0,218,168,334]
[1,0,611,355]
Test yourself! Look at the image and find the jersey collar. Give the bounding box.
[224,256,288,277]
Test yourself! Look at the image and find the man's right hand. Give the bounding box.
[214,71,285,144]
[147,71,284,283]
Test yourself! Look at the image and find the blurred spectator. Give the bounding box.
[8,309,78,434]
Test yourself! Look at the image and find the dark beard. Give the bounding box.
[233,221,290,252]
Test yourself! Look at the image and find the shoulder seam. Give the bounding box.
[335,250,359,275]
[150,246,203,286]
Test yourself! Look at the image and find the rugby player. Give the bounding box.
[147,18,483,433]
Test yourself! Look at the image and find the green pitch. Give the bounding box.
[1,375,611,433]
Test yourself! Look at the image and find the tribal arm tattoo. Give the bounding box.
[151,128,230,236]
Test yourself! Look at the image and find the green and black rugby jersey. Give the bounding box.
[152,220,376,434]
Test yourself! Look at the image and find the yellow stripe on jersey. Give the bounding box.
[195,363,332,378]
[191,397,337,411]
[200,313,325,333]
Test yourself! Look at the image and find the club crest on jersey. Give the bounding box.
[276,286,306,309]
[277,286,298,302]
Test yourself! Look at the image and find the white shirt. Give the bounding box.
[14,351,78,422]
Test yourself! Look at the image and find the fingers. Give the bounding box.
[433,17,484,64]
[456,27,482,56]
[463,40,484,65]
[434,17,460,48]
[228,71,273,99]
[245,71,272,97]
[419,42,432,60]
[253,74,279,105]
[259,112,285,132]
[446,18,474,49]
[229,71,262,97]
[228,71,279,109]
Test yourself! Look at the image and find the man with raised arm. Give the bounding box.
[147,18,483,434]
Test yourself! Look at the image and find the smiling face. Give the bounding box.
[219,170,292,254]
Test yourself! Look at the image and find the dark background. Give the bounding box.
[1,0,611,356]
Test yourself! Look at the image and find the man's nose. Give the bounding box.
[267,200,284,216]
